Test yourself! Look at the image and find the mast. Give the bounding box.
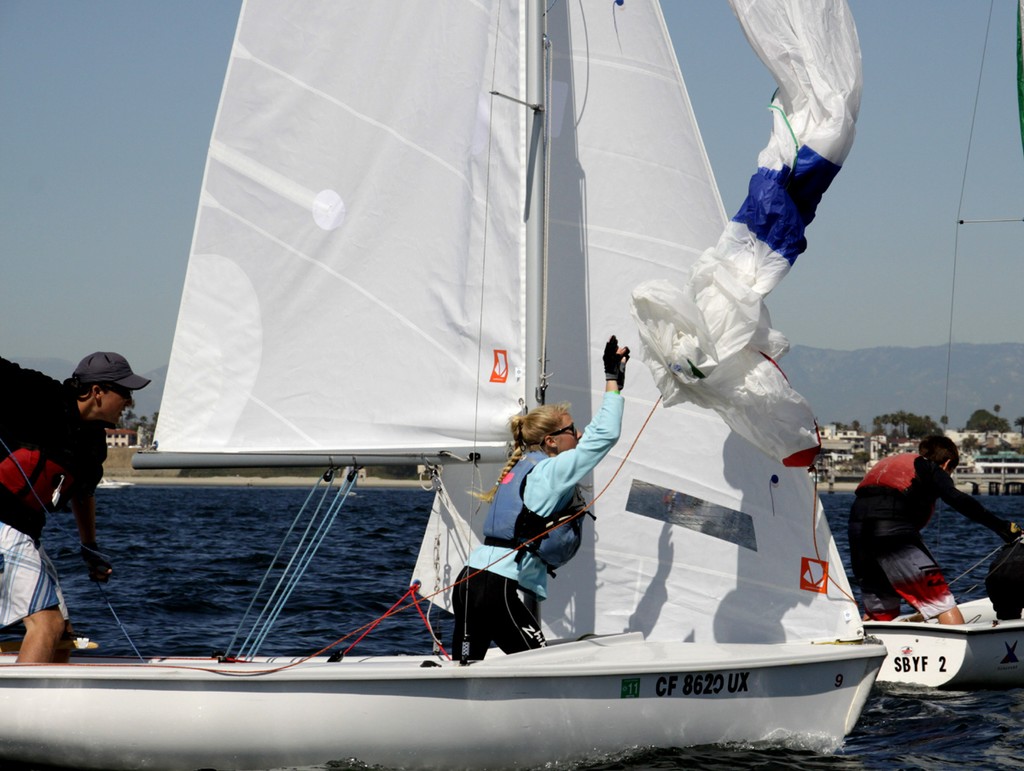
[522,0,547,618]
[524,0,547,410]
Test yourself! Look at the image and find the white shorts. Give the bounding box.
[0,525,68,629]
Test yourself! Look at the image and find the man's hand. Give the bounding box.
[80,542,112,583]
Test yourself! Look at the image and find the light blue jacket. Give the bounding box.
[465,391,623,599]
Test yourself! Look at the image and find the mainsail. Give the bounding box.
[632,0,862,467]
[153,1,528,461]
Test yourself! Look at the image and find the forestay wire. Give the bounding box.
[943,0,997,423]
[228,466,359,660]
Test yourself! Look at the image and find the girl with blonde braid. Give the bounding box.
[451,336,628,661]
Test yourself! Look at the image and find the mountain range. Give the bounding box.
[783,343,1024,429]
[17,342,1024,432]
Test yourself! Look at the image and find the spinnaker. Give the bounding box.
[632,0,862,467]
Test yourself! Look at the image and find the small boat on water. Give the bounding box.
[96,478,133,489]
[865,597,1024,689]
[864,0,1024,693]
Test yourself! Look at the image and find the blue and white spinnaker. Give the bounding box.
[632,0,862,467]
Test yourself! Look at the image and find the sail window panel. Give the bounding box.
[625,481,757,552]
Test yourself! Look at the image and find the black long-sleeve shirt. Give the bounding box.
[0,357,107,539]
[854,453,1013,540]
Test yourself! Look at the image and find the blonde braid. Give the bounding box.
[474,404,572,503]
[476,445,525,503]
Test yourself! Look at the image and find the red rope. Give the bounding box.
[342,582,421,656]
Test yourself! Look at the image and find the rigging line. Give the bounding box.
[810,473,856,603]
[232,473,340,658]
[540,28,553,404]
[410,589,451,659]
[946,538,1008,590]
[944,0,996,424]
[342,581,422,656]
[92,581,143,661]
[225,474,330,655]
[242,470,358,659]
[469,0,505,464]
[767,93,800,176]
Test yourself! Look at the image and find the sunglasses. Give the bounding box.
[549,422,576,438]
[103,383,134,403]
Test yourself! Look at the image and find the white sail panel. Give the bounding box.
[540,1,861,644]
[155,0,527,455]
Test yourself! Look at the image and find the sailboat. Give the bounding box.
[864,598,1024,689]
[859,0,1024,692]
[0,1,883,769]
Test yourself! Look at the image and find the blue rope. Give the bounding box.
[233,471,344,658]
[93,580,144,661]
[234,468,359,659]
[225,477,332,656]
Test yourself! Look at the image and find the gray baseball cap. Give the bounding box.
[73,352,151,389]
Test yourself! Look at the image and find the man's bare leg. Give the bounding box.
[936,605,965,625]
[18,608,67,663]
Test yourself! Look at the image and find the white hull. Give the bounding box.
[865,598,1024,689]
[0,635,884,770]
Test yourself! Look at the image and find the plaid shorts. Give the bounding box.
[0,525,68,629]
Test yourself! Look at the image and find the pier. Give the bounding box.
[956,473,1024,496]
[816,472,1024,496]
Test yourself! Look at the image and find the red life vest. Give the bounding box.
[857,453,917,494]
[0,447,73,514]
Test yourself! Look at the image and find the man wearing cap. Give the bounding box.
[0,352,150,662]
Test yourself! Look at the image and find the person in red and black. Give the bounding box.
[848,435,1020,625]
[0,352,149,662]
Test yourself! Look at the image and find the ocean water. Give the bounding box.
[31,484,1024,770]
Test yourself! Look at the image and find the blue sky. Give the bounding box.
[2,1,1022,376]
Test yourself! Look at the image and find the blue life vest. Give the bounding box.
[482,451,585,573]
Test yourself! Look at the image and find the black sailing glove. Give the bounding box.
[602,335,630,390]
[80,542,112,583]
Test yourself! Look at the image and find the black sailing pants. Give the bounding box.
[450,566,546,661]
